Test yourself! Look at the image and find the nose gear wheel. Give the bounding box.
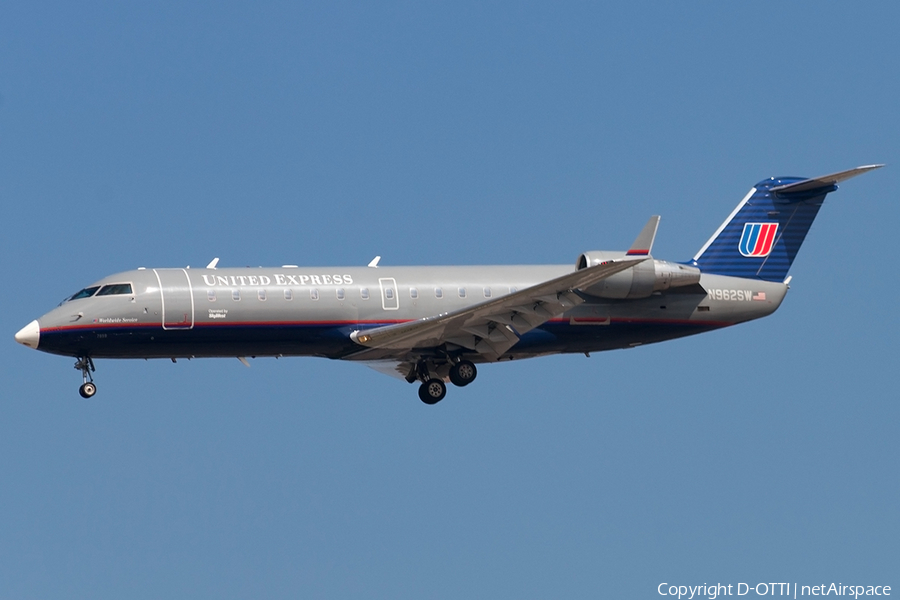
[74,357,97,398]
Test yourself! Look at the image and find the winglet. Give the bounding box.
[626,216,660,256]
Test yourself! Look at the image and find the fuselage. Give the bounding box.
[22,264,788,362]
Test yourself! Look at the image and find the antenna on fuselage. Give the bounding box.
[368,256,381,268]
[206,257,220,269]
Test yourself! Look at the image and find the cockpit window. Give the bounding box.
[96,283,133,296]
[68,286,101,301]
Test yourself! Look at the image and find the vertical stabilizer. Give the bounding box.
[691,165,882,281]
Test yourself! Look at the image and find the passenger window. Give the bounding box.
[434,287,443,299]
[483,287,492,298]
[458,287,466,298]
[409,287,418,299]
[258,290,266,301]
[69,286,101,301]
[310,289,319,300]
[360,288,369,300]
[208,290,216,302]
[336,288,345,300]
[232,290,241,301]
[97,283,133,296]
[284,289,293,300]
[385,288,394,300]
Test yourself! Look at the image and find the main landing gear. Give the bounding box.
[414,359,478,405]
[74,356,97,398]
[449,360,477,387]
[418,379,446,404]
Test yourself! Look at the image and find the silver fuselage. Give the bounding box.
[27,265,788,363]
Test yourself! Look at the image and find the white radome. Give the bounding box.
[14,320,40,349]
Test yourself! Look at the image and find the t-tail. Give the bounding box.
[690,165,883,282]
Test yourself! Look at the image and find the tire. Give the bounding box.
[79,382,97,398]
[418,379,446,404]
[449,360,477,387]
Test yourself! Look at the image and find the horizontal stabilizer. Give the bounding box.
[770,164,883,195]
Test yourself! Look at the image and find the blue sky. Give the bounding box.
[2,2,897,598]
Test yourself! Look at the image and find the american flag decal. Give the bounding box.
[739,222,778,257]
[752,291,767,301]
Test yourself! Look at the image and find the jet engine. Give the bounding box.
[575,251,701,299]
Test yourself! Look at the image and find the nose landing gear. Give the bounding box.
[74,357,97,398]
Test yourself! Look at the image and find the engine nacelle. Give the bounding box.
[575,251,701,299]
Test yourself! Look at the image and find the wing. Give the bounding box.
[348,255,648,362]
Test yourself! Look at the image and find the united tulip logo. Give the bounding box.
[739,222,778,257]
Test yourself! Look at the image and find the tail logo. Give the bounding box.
[739,222,778,257]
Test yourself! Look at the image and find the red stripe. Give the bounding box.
[753,223,777,256]
[544,317,733,326]
[763,223,778,253]
[751,225,766,255]
[43,316,733,333]
[43,319,413,333]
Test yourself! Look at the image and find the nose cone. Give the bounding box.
[14,320,40,349]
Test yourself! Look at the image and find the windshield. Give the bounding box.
[96,283,133,296]
[68,286,101,301]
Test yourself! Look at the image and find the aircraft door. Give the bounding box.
[379,277,399,311]
[154,269,195,329]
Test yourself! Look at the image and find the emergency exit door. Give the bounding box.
[379,277,399,311]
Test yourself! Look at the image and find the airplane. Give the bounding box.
[14,165,882,404]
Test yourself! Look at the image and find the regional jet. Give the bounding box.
[14,165,882,403]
